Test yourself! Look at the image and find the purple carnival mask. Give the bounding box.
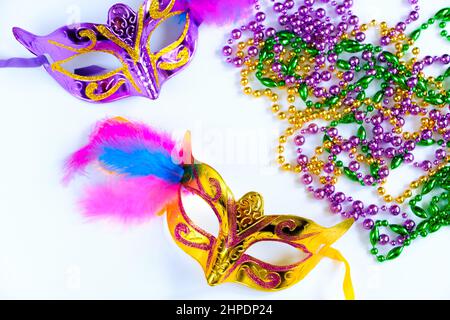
[11,0,199,103]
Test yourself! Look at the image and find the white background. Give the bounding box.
[0,0,449,300]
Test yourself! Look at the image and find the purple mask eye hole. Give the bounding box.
[60,51,123,77]
[149,13,189,53]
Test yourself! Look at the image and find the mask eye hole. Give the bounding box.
[180,186,220,236]
[148,13,187,53]
[246,241,310,266]
[60,52,122,76]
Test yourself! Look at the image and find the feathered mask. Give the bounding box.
[65,118,355,299]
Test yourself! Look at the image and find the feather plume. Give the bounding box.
[183,0,254,25]
[65,118,185,223]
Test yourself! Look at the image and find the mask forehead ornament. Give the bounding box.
[11,0,197,103]
[65,118,355,299]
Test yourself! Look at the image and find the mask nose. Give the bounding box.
[134,59,160,100]
[206,273,221,287]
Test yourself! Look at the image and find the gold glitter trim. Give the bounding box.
[159,47,190,70]
[95,6,145,62]
[51,54,124,82]
[149,0,175,19]
[48,29,97,53]
[85,80,127,101]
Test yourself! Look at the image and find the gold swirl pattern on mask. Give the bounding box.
[95,5,145,62]
[236,192,265,233]
[149,0,176,19]
[159,47,190,71]
[85,79,127,101]
[181,227,211,246]
[50,52,123,82]
[48,29,97,53]
[238,263,282,287]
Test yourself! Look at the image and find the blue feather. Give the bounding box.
[99,146,184,183]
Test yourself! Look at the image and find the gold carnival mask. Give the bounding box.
[66,119,355,299]
[166,161,355,299]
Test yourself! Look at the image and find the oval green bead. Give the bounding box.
[411,205,428,219]
[391,155,404,170]
[435,8,450,20]
[417,139,435,146]
[416,220,429,233]
[277,31,295,39]
[357,75,375,87]
[327,96,339,106]
[357,126,367,140]
[386,246,404,260]
[260,78,278,88]
[383,51,399,66]
[356,91,366,101]
[391,75,408,90]
[416,78,427,91]
[372,91,384,103]
[305,48,319,56]
[429,224,441,233]
[389,224,409,236]
[287,56,299,75]
[370,226,379,246]
[340,113,356,124]
[337,59,351,70]
[421,178,437,195]
[410,29,421,41]
[370,163,380,178]
[259,50,268,62]
[341,39,359,48]
[345,44,365,53]
[344,167,359,182]
[299,83,308,101]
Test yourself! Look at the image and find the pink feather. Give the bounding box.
[185,0,254,25]
[80,176,179,223]
[64,118,178,183]
[65,118,185,224]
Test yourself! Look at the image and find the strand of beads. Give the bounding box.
[223,0,450,262]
